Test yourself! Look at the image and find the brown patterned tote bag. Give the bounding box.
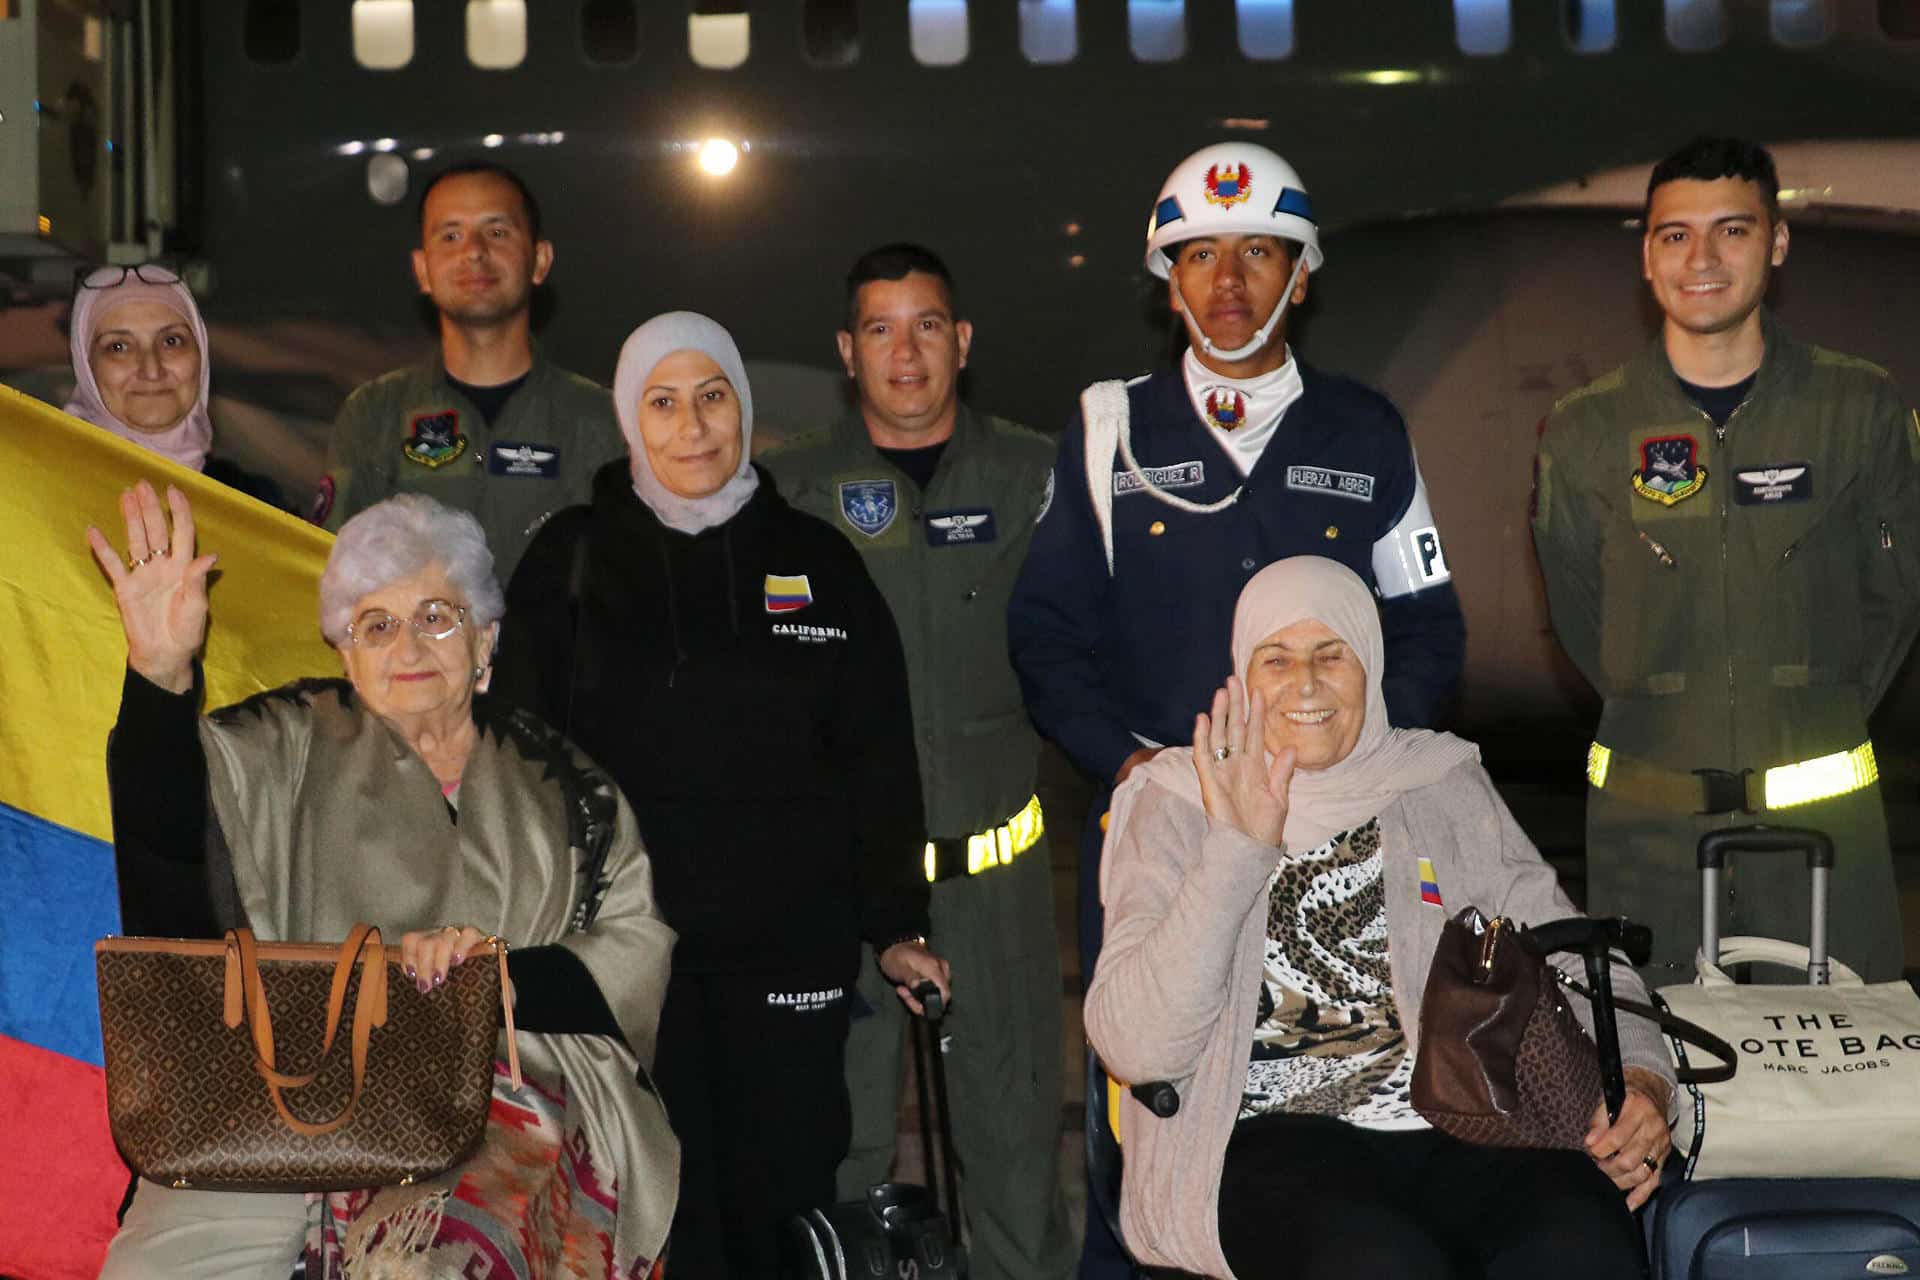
[95,924,505,1191]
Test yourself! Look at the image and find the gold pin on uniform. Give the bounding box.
[1149,521,1167,536]
[1324,525,1339,540]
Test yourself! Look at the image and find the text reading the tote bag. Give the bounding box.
[95,925,512,1192]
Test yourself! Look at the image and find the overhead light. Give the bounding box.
[335,140,368,157]
[482,132,505,149]
[1345,68,1422,86]
[698,137,739,177]
[1221,117,1270,131]
[372,137,398,152]
[411,147,435,161]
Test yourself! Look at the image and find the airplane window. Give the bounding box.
[1454,0,1511,54]
[466,0,526,69]
[1129,0,1186,62]
[689,9,749,68]
[1665,0,1726,49]
[244,0,300,64]
[1020,0,1076,64]
[910,0,969,66]
[1770,0,1830,45]
[1885,0,1920,37]
[351,0,413,70]
[582,1,639,64]
[803,0,860,67]
[1563,0,1615,52]
[1237,0,1293,59]
[367,153,409,206]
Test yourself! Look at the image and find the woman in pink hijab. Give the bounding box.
[65,266,215,470]
[65,266,285,506]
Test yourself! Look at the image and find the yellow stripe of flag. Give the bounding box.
[0,386,338,842]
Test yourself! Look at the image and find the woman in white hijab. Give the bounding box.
[1085,557,1675,1280]
[492,312,949,1278]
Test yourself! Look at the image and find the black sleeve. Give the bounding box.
[1379,583,1467,729]
[107,666,223,938]
[504,943,624,1040]
[491,509,586,732]
[822,541,930,947]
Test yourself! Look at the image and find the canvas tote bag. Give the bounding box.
[1659,935,1920,1180]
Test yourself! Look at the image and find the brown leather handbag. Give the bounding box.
[1410,909,1604,1149]
[95,924,514,1191]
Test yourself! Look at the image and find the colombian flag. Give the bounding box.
[764,573,813,614]
[1417,856,1444,906]
[0,387,336,1277]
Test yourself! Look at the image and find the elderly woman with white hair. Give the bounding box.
[491,311,945,1278]
[88,482,678,1279]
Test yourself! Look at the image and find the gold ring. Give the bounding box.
[127,550,160,569]
[1213,746,1232,761]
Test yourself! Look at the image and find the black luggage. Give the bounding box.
[1645,825,1920,1279]
[782,983,967,1279]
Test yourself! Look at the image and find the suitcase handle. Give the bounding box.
[1696,826,1834,982]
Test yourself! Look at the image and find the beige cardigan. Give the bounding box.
[1084,759,1674,1280]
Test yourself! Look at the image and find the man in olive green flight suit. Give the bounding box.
[1533,137,1920,981]
[764,244,1074,1280]
[315,162,622,581]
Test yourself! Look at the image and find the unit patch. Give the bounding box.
[488,441,560,478]
[1733,462,1812,505]
[1204,162,1252,208]
[764,574,813,614]
[1202,388,1247,432]
[1631,434,1707,506]
[402,410,467,469]
[1115,460,1205,496]
[308,474,336,525]
[926,508,997,547]
[1285,465,1375,502]
[839,479,898,537]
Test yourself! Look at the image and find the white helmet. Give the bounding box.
[1144,142,1323,279]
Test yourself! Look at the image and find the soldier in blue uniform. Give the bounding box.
[1008,142,1467,1275]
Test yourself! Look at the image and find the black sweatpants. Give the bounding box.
[653,967,853,1279]
[1217,1114,1646,1280]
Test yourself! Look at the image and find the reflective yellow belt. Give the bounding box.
[924,795,1044,882]
[1586,741,1878,814]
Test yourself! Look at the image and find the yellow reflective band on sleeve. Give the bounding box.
[1107,1070,1126,1147]
[1762,742,1878,809]
[1586,742,1612,790]
[925,795,1046,881]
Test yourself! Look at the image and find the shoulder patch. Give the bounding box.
[1551,367,1627,415]
[1811,346,1891,379]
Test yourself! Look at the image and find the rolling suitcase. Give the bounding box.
[1645,825,1920,1279]
[782,982,967,1279]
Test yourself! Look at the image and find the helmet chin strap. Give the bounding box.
[1177,255,1308,365]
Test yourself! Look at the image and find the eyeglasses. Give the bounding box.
[346,599,469,648]
[75,264,183,292]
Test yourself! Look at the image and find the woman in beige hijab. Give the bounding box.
[1085,556,1674,1280]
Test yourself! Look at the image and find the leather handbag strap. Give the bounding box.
[1560,976,1739,1087]
[222,925,390,1137]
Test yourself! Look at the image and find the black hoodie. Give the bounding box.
[493,462,929,977]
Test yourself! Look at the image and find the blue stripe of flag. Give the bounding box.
[0,800,119,1067]
[1274,186,1315,223]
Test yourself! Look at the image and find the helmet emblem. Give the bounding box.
[1203,163,1253,208]
[1203,389,1247,431]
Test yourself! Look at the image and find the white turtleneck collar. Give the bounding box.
[1181,346,1304,477]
